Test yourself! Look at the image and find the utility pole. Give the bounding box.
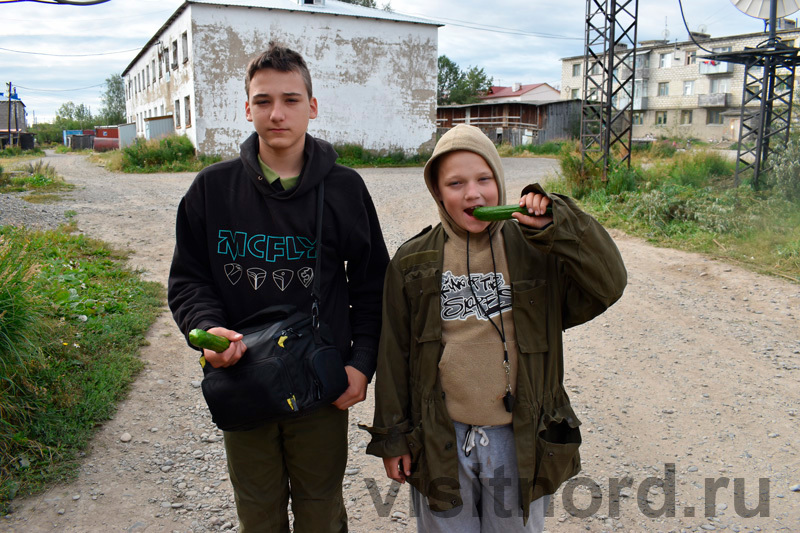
[6,82,11,148]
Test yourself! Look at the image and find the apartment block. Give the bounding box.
[560,29,800,141]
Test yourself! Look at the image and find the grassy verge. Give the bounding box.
[0,225,165,513]
[550,147,800,282]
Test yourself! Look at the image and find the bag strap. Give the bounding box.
[311,180,324,340]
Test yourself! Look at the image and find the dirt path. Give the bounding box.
[4,152,799,532]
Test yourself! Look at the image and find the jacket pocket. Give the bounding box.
[512,280,549,353]
[534,404,582,495]
[405,276,441,343]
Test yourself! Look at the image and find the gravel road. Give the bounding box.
[2,151,799,533]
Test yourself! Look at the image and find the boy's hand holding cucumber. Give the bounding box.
[473,191,553,229]
[189,327,246,368]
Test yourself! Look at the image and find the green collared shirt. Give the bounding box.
[257,155,299,190]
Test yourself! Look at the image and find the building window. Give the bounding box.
[680,110,693,124]
[182,32,189,63]
[158,55,163,78]
[590,63,601,75]
[146,65,150,86]
[572,63,581,77]
[658,82,669,96]
[659,53,671,68]
[686,50,697,65]
[184,96,191,127]
[710,78,730,94]
[655,111,668,125]
[635,54,650,69]
[634,79,648,98]
[707,110,724,124]
[570,88,580,99]
[683,80,694,96]
[152,60,156,84]
[632,112,643,125]
[172,40,179,68]
[174,99,181,128]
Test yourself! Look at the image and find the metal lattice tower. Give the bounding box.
[712,0,800,187]
[727,45,798,186]
[580,0,639,180]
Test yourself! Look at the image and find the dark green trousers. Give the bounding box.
[223,405,349,533]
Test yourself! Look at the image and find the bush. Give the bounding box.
[766,136,800,201]
[120,135,220,173]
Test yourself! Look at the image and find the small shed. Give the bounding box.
[145,115,176,141]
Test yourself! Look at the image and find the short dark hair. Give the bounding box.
[245,42,313,99]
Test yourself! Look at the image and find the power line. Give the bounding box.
[395,10,583,41]
[0,0,111,5]
[14,83,105,92]
[0,46,141,57]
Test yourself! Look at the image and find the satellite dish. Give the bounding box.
[697,24,708,33]
[731,0,800,19]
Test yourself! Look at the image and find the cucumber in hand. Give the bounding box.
[188,329,230,352]
[473,205,552,221]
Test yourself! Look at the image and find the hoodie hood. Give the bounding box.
[239,132,338,199]
[423,124,507,237]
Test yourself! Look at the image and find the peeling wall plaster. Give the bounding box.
[126,4,438,158]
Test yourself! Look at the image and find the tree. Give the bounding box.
[99,73,125,125]
[437,55,461,105]
[437,56,492,105]
[54,101,94,130]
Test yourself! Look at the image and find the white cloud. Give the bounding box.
[0,0,779,123]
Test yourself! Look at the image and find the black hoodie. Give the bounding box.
[168,132,389,377]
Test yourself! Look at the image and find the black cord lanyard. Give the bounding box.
[466,229,516,413]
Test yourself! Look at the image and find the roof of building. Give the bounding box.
[438,98,565,109]
[480,83,555,99]
[124,0,441,75]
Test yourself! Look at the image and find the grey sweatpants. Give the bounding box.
[410,421,549,533]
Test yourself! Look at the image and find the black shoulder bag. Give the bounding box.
[199,181,349,431]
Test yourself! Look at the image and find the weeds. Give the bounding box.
[555,147,800,281]
[0,160,72,196]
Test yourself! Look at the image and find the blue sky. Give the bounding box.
[0,0,776,123]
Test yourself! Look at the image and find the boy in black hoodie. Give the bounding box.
[168,43,389,532]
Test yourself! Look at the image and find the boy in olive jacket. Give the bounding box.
[364,125,627,531]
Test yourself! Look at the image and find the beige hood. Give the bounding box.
[423,124,507,236]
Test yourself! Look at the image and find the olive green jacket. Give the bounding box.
[363,185,627,521]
